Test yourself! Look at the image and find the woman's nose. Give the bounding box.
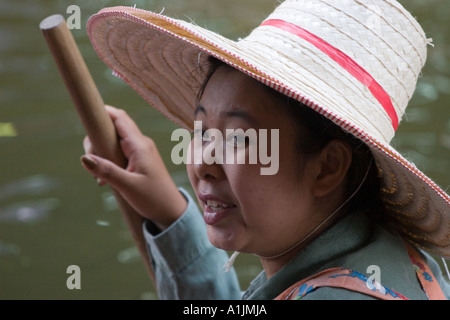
[193,162,224,181]
[189,138,225,181]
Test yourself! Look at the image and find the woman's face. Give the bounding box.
[187,65,324,257]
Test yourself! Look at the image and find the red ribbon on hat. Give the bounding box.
[262,19,399,131]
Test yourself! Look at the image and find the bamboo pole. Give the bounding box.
[40,14,156,287]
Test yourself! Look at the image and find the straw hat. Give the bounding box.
[86,0,450,257]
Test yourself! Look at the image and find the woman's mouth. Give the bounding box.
[199,195,237,225]
[205,200,234,212]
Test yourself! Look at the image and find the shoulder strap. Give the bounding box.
[275,267,407,300]
[275,243,447,300]
[405,242,447,300]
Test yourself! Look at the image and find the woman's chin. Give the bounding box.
[207,226,244,252]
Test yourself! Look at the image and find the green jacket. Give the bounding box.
[144,189,450,300]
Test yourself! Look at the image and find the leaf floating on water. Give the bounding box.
[0,122,17,137]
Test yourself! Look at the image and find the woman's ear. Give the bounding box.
[310,139,352,197]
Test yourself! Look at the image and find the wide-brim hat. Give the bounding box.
[86,0,450,257]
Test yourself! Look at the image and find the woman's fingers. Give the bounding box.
[104,105,146,157]
[82,137,106,184]
[80,105,187,228]
[81,105,141,182]
[83,106,140,155]
[80,154,133,191]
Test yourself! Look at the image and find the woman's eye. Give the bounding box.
[227,134,249,147]
[193,129,209,140]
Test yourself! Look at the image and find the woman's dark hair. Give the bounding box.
[198,57,383,215]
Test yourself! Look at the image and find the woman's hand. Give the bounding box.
[80,105,187,230]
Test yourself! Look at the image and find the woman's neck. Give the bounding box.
[260,245,305,278]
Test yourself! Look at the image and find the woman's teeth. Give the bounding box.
[206,200,233,211]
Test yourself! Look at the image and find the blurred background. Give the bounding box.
[0,0,449,299]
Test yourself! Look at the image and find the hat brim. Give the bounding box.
[87,7,450,257]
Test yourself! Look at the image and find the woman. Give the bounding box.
[81,0,450,299]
